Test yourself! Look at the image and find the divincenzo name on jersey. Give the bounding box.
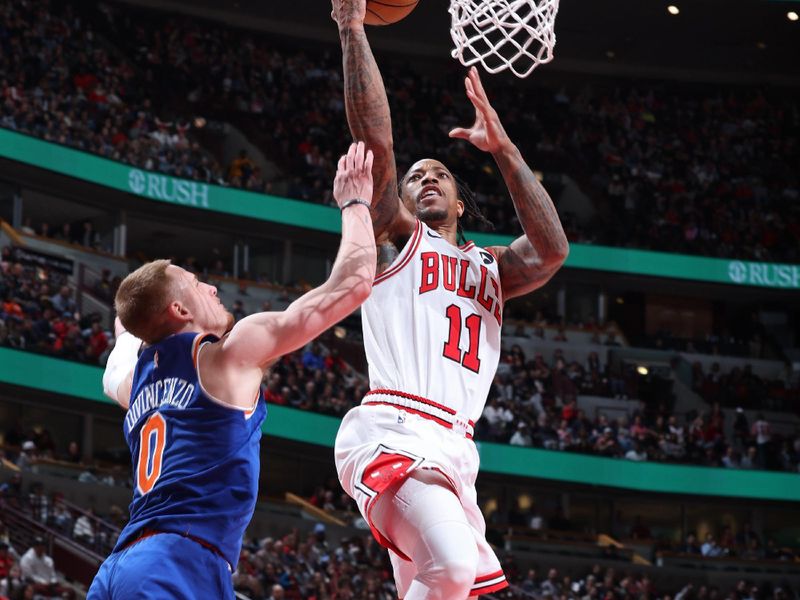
[124,377,195,433]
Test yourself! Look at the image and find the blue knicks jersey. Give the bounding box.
[114,332,266,568]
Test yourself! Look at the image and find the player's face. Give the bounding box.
[401,159,464,226]
[168,266,234,336]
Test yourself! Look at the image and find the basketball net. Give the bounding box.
[449,0,559,79]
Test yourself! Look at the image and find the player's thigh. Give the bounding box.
[374,469,472,555]
[87,553,116,600]
[109,534,233,600]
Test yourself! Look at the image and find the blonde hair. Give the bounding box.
[115,260,175,344]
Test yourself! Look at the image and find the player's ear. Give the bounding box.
[166,300,193,323]
[456,199,465,218]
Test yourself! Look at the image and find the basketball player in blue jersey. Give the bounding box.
[87,142,376,600]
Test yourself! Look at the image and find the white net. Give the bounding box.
[449,0,560,79]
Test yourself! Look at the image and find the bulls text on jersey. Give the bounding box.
[418,251,502,326]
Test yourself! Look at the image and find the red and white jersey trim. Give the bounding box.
[470,570,508,596]
[374,220,423,285]
[363,389,475,439]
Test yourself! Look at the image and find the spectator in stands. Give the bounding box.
[740,537,764,560]
[228,150,256,181]
[540,568,561,595]
[625,441,648,462]
[266,583,284,600]
[721,446,740,468]
[78,220,101,249]
[5,0,800,263]
[509,422,533,447]
[701,532,724,557]
[19,537,70,597]
[751,413,772,468]
[14,442,36,471]
[0,563,24,600]
[681,533,701,555]
[49,286,75,315]
[73,509,95,545]
[741,446,758,469]
[301,342,325,371]
[85,322,109,361]
[0,543,13,582]
[27,484,49,525]
[65,442,81,465]
[51,501,73,535]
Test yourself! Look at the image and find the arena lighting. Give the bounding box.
[788,11,799,21]
[667,5,680,15]
[636,365,649,376]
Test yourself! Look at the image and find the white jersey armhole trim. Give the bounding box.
[193,335,259,413]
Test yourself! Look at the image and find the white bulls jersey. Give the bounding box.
[362,220,503,424]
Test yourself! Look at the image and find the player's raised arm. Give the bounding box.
[213,142,377,388]
[331,0,413,239]
[449,67,569,300]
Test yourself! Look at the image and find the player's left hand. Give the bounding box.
[449,67,512,155]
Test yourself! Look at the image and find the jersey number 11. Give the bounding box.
[442,304,482,373]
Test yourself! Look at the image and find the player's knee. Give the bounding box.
[435,550,478,596]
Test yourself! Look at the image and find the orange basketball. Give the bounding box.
[365,0,420,26]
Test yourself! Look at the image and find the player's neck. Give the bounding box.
[173,322,212,338]
[431,222,459,247]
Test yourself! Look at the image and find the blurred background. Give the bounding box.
[0,0,799,598]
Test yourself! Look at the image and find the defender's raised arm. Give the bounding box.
[103,143,377,411]
[218,142,377,375]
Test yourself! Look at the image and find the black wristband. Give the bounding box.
[341,198,371,211]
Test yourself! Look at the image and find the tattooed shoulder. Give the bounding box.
[377,241,400,275]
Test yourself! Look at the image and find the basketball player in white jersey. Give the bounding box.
[332,2,569,598]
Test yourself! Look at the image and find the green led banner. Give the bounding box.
[1,128,799,289]
[1,347,798,501]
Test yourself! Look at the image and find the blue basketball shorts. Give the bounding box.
[87,531,234,600]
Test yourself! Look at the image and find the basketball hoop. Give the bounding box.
[449,0,560,79]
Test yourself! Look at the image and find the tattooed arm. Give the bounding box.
[450,68,569,300]
[490,145,569,299]
[332,0,416,241]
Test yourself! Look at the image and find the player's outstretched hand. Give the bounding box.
[449,67,513,155]
[331,0,367,28]
[334,141,375,209]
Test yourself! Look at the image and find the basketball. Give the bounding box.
[365,0,420,26]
